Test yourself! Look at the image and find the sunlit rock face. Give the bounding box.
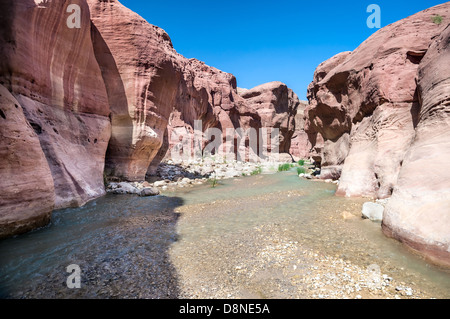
[0,0,111,237]
[306,3,450,265]
[289,100,311,161]
[239,81,299,154]
[88,0,262,179]
[383,22,450,267]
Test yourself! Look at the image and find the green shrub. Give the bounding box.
[209,176,219,188]
[298,159,305,166]
[432,15,443,25]
[251,167,263,175]
[297,167,307,175]
[278,163,292,172]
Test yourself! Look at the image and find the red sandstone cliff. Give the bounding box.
[0,0,111,237]
[88,0,262,178]
[306,3,450,265]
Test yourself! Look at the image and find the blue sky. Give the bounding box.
[120,0,447,100]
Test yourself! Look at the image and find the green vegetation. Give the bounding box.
[297,167,307,175]
[432,15,443,25]
[251,167,263,176]
[298,159,305,166]
[208,175,219,188]
[278,163,292,172]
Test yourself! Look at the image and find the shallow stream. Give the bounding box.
[0,171,449,298]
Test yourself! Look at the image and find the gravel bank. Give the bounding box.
[169,188,445,299]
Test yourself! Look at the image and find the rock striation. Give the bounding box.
[0,85,55,238]
[0,0,111,237]
[88,0,262,179]
[289,100,311,161]
[306,3,450,265]
[382,23,450,267]
[239,81,299,155]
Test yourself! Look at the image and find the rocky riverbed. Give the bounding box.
[1,163,449,299]
[106,158,305,194]
[169,184,445,299]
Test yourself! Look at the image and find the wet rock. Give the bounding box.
[342,211,356,220]
[139,188,160,197]
[362,202,384,222]
[108,182,139,195]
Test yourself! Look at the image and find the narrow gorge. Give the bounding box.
[0,0,449,300]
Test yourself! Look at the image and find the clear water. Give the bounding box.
[0,170,449,298]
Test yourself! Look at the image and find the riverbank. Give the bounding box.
[1,168,449,299]
[168,178,447,299]
[106,158,311,194]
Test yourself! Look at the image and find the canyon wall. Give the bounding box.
[306,3,450,265]
[0,0,111,237]
[88,0,264,178]
[88,0,180,182]
[0,0,298,237]
[382,23,450,267]
[239,81,299,155]
[289,99,311,161]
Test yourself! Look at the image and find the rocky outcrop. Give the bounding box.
[0,0,111,237]
[306,3,450,197]
[289,100,311,160]
[382,23,450,267]
[306,3,450,265]
[0,0,273,238]
[163,59,261,165]
[89,0,262,179]
[239,81,299,155]
[0,85,55,238]
[88,0,179,181]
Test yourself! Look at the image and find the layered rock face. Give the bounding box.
[163,60,261,165]
[307,3,450,197]
[156,80,302,167]
[1,0,291,238]
[88,0,263,178]
[0,0,111,237]
[88,0,179,181]
[0,85,55,238]
[289,100,311,160]
[306,3,450,265]
[239,82,299,155]
[383,24,450,267]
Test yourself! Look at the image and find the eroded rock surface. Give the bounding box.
[382,23,450,267]
[0,85,55,238]
[239,81,299,154]
[0,0,111,236]
[306,3,450,265]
